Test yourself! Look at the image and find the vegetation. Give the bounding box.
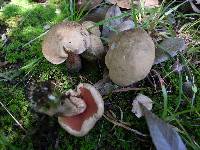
[0,0,199,149]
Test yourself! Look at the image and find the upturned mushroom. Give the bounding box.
[58,83,104,136]
[105,29,155,86]
[29,81,104,136]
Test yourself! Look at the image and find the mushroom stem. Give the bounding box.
[66,52,82,73]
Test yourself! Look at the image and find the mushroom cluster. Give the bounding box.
[38,1,157,137]
[42,21,104,73]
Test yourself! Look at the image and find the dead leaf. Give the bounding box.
[102,5,123,37]
[116,19,135,32]
[106,0,132,9]
[0,61,8,67]
[132,94,153,118]
[83,6,109,22]
[141,105,187,150]
[189,0,200,13]
[154,38,186,64]
[78,0,103,10]
[143,0,159,8]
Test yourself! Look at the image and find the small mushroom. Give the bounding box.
[42,21,91,72]
[105,29,155,86]
[81,21,105,60]
[58,83,104,136]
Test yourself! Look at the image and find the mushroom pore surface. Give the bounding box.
[42,22,90,64]
[105,29,155,86]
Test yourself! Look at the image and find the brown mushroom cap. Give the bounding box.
[82,21,101,37]
[58,83,104,136]
[81,21,105,60]
[105,29,155,86]
[42,21,90,64]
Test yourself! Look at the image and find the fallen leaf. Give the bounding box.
[78,0,103,10]
[141,105,187,150]
[132,94,153,118]
[83,6,109,22]
[106,0,132,9]
[189,0,200,13]
[0,61,8,67]
[154,38,186,64]
[143,0,159,8]
[116,19,135,32]
[102,5,123,37]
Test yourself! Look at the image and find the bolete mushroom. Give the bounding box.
[58,83,104,136]
[42,21,91,72]
[105,29,155,86]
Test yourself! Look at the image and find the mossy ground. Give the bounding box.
[0,0,200,149]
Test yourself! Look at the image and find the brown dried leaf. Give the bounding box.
[106,0,132,9]
[78,0,103,10]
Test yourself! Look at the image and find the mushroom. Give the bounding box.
[29,80,87,117]
[81,21,105,60]
[105,29,155,86]
[58,83,104,136]
[42,21,91,72]
[29,81,104,136]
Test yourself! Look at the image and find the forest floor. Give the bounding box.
[0,0,200,149]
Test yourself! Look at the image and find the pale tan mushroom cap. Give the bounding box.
[42,22,90,64]
[105,29,155,86]
[82,21,101,37]
[81,21,105,60]
[58,83,104,137]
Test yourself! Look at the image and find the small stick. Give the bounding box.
[0,101,26,132]
[103,114,147,137]
[112,87,145,93]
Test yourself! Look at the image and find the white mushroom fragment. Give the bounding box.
[132,94,153,118]
[58,83,104,136]
[105,29,155,86]
[42,21,91,72]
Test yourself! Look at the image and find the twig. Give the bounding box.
[0,101,26,132]
[103,114,147,137]
[112,87,145,93]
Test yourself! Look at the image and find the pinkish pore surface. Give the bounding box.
[59,87,98,131]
